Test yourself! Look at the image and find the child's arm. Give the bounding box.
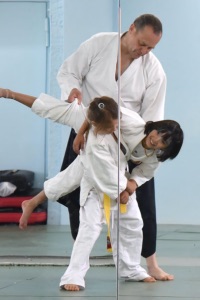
[120,179,138,204]
[0,88,36,107]
[129,159,160,188]
[73,119,90,154]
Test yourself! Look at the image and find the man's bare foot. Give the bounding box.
[19,200,34,230]
[148,266,174,281]
[142,276,156,282]
[63,284,80,291]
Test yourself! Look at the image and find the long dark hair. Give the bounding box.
[144,120,184,162]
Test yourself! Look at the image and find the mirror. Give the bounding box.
[0,0,200,299]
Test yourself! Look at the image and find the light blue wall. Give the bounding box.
[47,0,116,224]
[48,0,116,182]
[120,0,200,224]
[3,1,196,225]
[63,0,117,56]
[0,1,48,189]
[47,0,200,225]
[48,0,200,225]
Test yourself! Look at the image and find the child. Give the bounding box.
[0,88,183,290]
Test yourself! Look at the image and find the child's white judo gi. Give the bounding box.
[31,94,160,289]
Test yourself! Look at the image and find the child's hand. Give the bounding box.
[126,179,138,195]
[120,190,129,204]
[73,133,85,154]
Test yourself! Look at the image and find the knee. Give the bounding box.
[79,221,102,236]
[132,216,143,232]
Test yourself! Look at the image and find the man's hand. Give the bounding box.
[73,133,85,154]
[68,88,82,104]
[120,190,129,204]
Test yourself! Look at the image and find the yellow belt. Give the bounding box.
[103,194,127,252]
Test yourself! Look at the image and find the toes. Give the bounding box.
[63,284,80,291]
[143,276,156,283]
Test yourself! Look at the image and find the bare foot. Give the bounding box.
[148,266,174,281]
[63,284,80,291]
[19,200,34,230]
[0,88,6,98]
[142,276,156,282]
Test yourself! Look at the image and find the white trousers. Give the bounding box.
[59,190,150,289]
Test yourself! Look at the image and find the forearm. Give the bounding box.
[78,119,89,135]
[129,160,160,187]
[2,88,36,108]
[73,119,89,153]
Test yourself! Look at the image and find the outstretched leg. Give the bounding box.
[0,88,36,107]
[19,190,46,229]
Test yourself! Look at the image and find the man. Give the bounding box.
[56,14,173,281]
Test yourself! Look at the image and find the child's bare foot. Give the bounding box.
[0,88,7,98]
[142,276,156,282]
[148,266,174,281]
[63,284,80,291]
[19,200,34,230]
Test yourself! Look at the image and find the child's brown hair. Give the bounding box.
[87,96,118,134]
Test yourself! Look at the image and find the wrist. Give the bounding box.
[129,179,138,187]
[126,179,138,195]
[77,131,85,136]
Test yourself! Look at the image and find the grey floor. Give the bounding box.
[0,224,200,300]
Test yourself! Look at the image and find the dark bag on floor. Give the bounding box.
[0,169,34,193]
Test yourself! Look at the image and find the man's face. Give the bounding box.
[125,24,162,60]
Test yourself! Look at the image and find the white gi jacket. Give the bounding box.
[32,94,160,205]
[57,32,166,122]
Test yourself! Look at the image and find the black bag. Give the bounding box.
[0,169,34,193]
